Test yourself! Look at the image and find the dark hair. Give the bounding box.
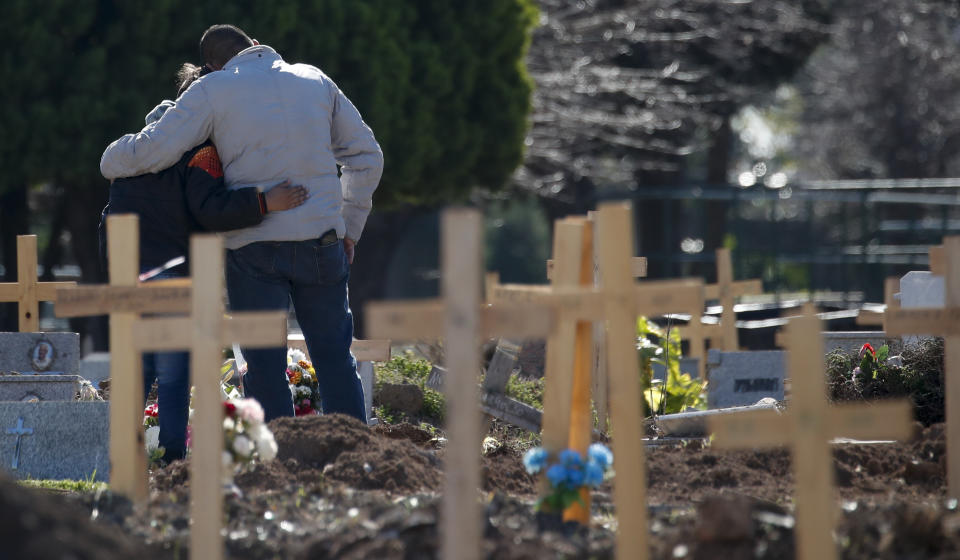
[200,24,254,69]
[176,63,211,97]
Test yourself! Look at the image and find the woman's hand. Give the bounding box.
[264,180,308,212]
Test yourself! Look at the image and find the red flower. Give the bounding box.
[144,403,159,418]
[224,402,237,417]
[859,343,876,361]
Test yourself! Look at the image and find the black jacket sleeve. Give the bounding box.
[182,145,265,232]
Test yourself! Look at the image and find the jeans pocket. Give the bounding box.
[310,240,349,286]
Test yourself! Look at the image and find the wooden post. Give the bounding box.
[883,236,960,496]
[130,235,287,560]
[565,218,594,524]
[596,203,649,560]
[365,209,555,560]
[540,219,585,466]
[709,310,913,560]
[0,235,75,332]
[107,216,148,503]
[702,248,762,352]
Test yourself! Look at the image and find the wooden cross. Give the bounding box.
[0,235,75,332]
[708,309,913,560]
[130,234,286,560]
[883,235,960,497]
[492,203,698,559]
[702,248,762,352]
[55,215,192,503]
[366,208,555,560]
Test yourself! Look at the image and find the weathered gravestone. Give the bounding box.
[0,402,109,481]
[706,349,786,409]
[0,375,83,402]
[79,352,111,388]
[0,332,80,374]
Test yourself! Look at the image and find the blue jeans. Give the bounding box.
[143,350,190,460]
[141,272,190,461]
[225,237,365,423]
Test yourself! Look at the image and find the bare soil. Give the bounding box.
[9,414,958,559]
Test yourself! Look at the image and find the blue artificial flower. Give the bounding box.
[588,443,613,471]
[565,465,585,487]
[546,464,567,487]
[523,447,548,474]
[584,460,604,487]
[558,449,584,469]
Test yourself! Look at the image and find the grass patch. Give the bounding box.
[20,478,107,494]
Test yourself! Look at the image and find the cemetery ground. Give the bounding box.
[2,340,957,560]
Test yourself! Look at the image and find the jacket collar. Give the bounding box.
[223,45,281,70]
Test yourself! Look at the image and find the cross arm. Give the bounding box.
[708,408,791,448]
[132,311,287,351]
[365,299,555,340]
[884,307,960,336]
[55,284,191,317]
[0,282,76,302]
[826,400,913,441]
[704,279,762,300]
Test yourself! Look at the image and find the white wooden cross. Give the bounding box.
[883,235,960,497]
[55,215,192,503]
[702,247,762,352]
[0,235,76,332]
[365,208,553,560]
[131,234,286,560]
[709,309,913,560]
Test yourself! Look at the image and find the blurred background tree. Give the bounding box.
[0,0,538,340]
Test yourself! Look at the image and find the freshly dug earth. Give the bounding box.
[24,415,960,559]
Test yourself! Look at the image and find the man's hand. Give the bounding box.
[343,237,356,264]
[264,180,308,212]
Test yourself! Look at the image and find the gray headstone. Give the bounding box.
[0,332,80,375]
[707,349,786,409]
[899,271,944,345]
[0,401,109,481]
[79,352,111,387]
[821,332,891,355]
[0,375,82,402]
[651,358,701,382]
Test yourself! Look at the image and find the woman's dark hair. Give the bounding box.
[176,63,211,97]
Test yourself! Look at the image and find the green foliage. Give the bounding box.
[485,197,551,284]
[636,317,707,415]
[20,476,107,494]
[0,0,538,207]
[374,352,445,423]
[826,339,945,426]
[505,375,544,409]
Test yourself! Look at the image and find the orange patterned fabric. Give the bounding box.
[187,146,224,178]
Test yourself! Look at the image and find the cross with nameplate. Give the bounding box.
[883,235,960,497]
[708,309,913,560]
[0,235,76,332]
[6,416,33,470]
[366,208,555,560]
[130,234,286,560]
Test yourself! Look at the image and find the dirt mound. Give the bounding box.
[0,475,166,560]
[270,414,443,493]
[646,423,946,504]
[374,422,436,446]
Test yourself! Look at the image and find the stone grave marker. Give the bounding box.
[709,309,913,560]
[820,331,891,355]
[0,374,83,402]
[884,235,960,497]
[0,235,76,332]
[0,332,79,374]
[0,402,110,481]
[706,349,786,408]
